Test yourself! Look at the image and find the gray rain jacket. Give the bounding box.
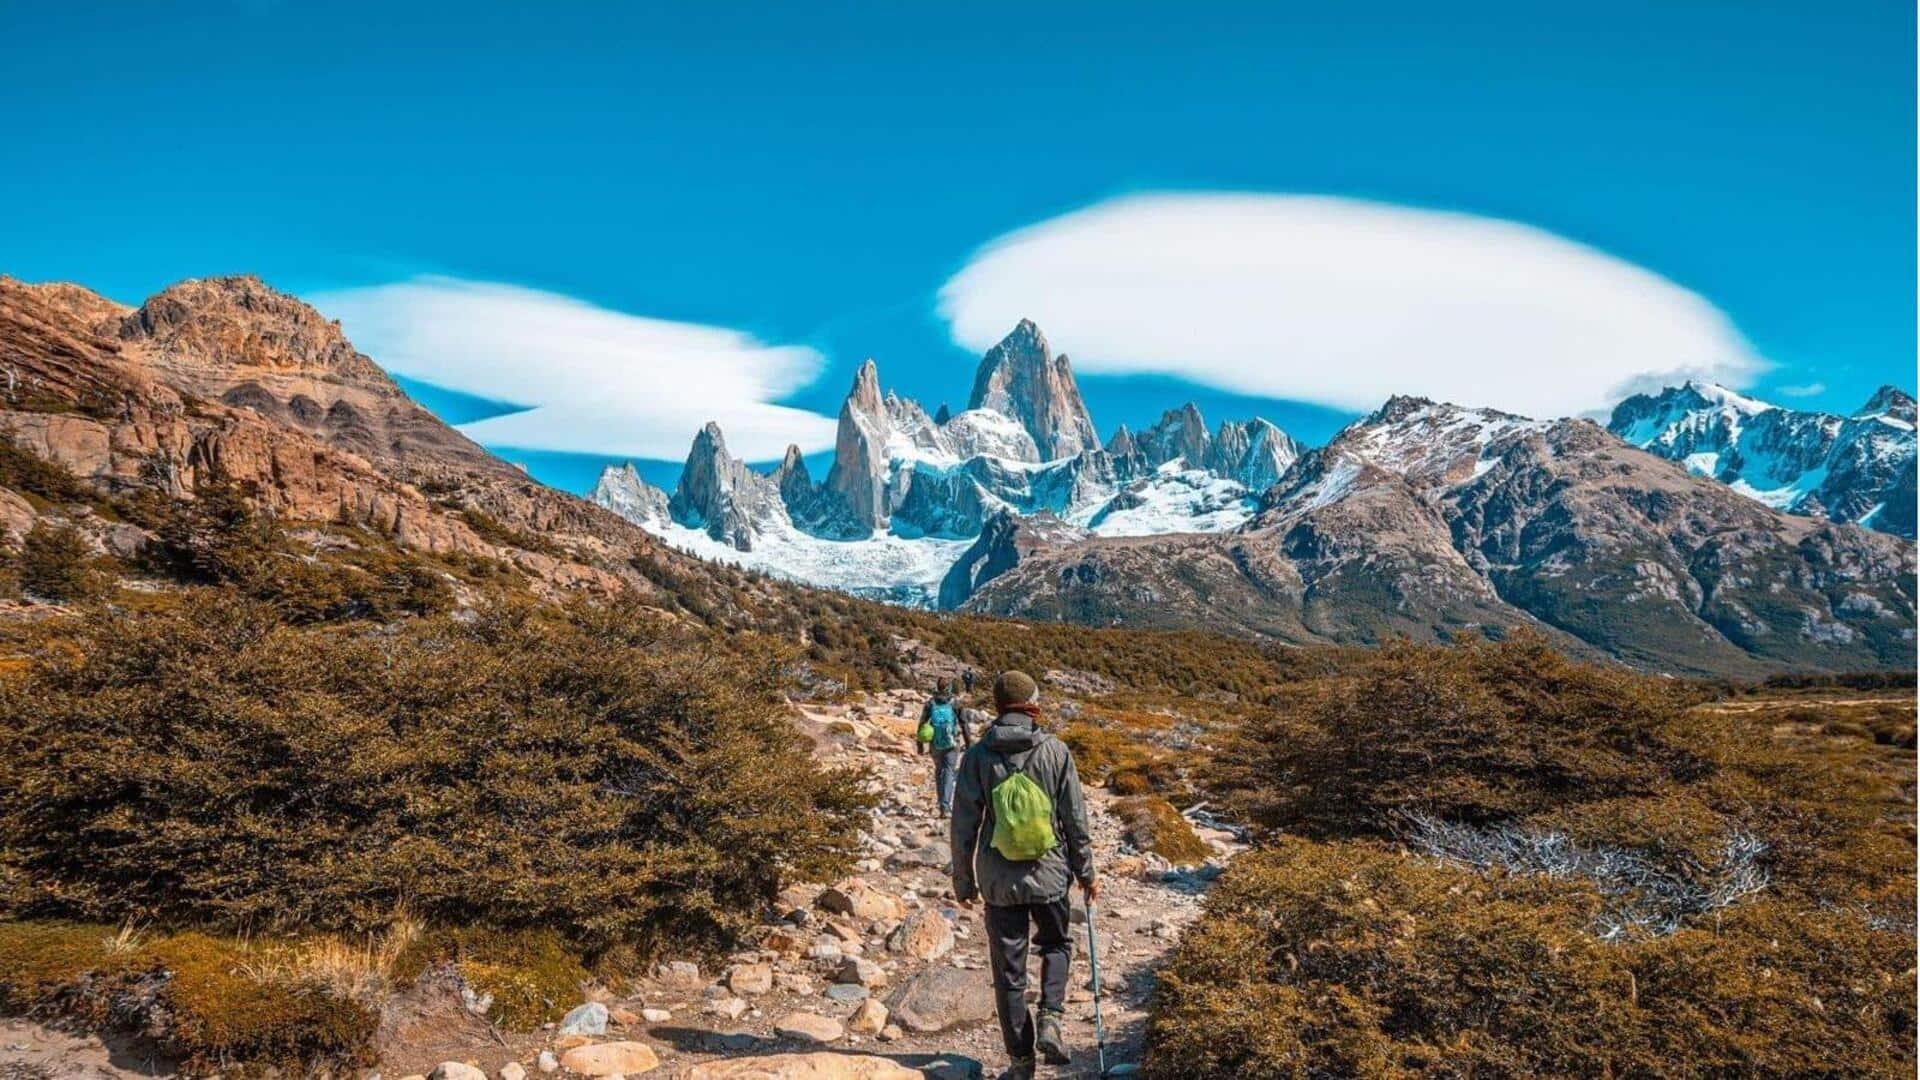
[949,712,1095,906]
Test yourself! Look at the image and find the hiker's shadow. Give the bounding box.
[649,1027,986,1078]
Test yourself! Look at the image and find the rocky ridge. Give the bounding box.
[1609,381,1916,538]
[960,396,1916,675]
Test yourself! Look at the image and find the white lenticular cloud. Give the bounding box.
[939,193,1765,419]
[310,277,836,460]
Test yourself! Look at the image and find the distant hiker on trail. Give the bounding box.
[962,668,976,695]
[917,680,970,816]
[949,671,1097,1079]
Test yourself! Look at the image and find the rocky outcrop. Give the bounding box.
[0,274,740,602]
[965,320,1098,460]
[1609,382,1917,539]
[938,510,1087,609]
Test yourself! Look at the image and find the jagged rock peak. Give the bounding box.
[668,422,791,551]
[120,275,392,385]
[933,403,951,425]
[848,358,883,415]
[1106,424,1138,457]
[1138,402,1211,468]
[1857,385,1916,422]
[966,320,1099,460]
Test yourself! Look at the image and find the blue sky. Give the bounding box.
[3,1,1912,494]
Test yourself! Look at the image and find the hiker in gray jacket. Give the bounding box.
[950,671,1097,1079]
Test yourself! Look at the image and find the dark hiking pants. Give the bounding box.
[985,898,1072,1059]
[933,748,963,815]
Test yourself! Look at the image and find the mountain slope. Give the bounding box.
[962,397,1915,675]
[0,274,778,605]
[1609,381,1916,538]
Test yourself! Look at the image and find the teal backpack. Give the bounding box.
[926,700,958,751]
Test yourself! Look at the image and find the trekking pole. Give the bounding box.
[1086,899,1108,1076]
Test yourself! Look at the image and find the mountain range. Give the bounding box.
[595,323,1915,676]
[0,272,1907,678]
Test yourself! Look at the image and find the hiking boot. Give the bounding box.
[1036,1010,1070,1065]
[998,1060,1036,1080]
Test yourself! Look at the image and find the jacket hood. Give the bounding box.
[983,713,1042,752]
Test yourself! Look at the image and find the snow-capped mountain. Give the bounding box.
[590,320,1299,604]
[1608,382,1916,538]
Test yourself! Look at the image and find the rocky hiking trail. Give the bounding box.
[1,690,1240,1080]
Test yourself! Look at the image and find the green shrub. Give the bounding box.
[394,926,590,1028]
[0,594,872,957]
[1145,840,1914,1080]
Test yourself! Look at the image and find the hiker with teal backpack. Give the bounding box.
[949,671,1097,1080]
[917,680,971,817]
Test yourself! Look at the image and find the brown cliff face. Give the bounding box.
[0,274,754,601]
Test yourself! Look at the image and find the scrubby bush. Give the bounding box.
[1144,840,1915,1079]
[0,594,872,957]
[1212,633,1910,909]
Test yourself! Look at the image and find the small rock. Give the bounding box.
[705,996,750,1021]
[879,1025,903,1042]
[430,1064,486,1080]
[535,1052,559,1075]
[559,1002,609,1036]
[727,962,774,996]
[499,1063,527,1080]
[848,998,889,1035]
[657,960,702,985]
[823,984,868,1004]
[640,1008,673,1023]
[886,909,955,961]
[607,1005,640,1027]
[559,1042,660,1077]
[835,957,887,988]
[773,1010,845,1044]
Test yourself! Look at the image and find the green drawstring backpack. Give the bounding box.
[989,751,1058,861]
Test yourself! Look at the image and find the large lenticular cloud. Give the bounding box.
[938,193,1764,419]
[312,277,836,460]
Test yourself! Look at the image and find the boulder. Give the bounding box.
[773,1011,845,1044]
[558,1041,660,1077]
[884,968,995,1034]
[684,1054,923,1080]
[885,911,954,961]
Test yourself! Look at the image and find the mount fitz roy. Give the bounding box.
[595,321,1915,675]
[593,320,1299,603]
